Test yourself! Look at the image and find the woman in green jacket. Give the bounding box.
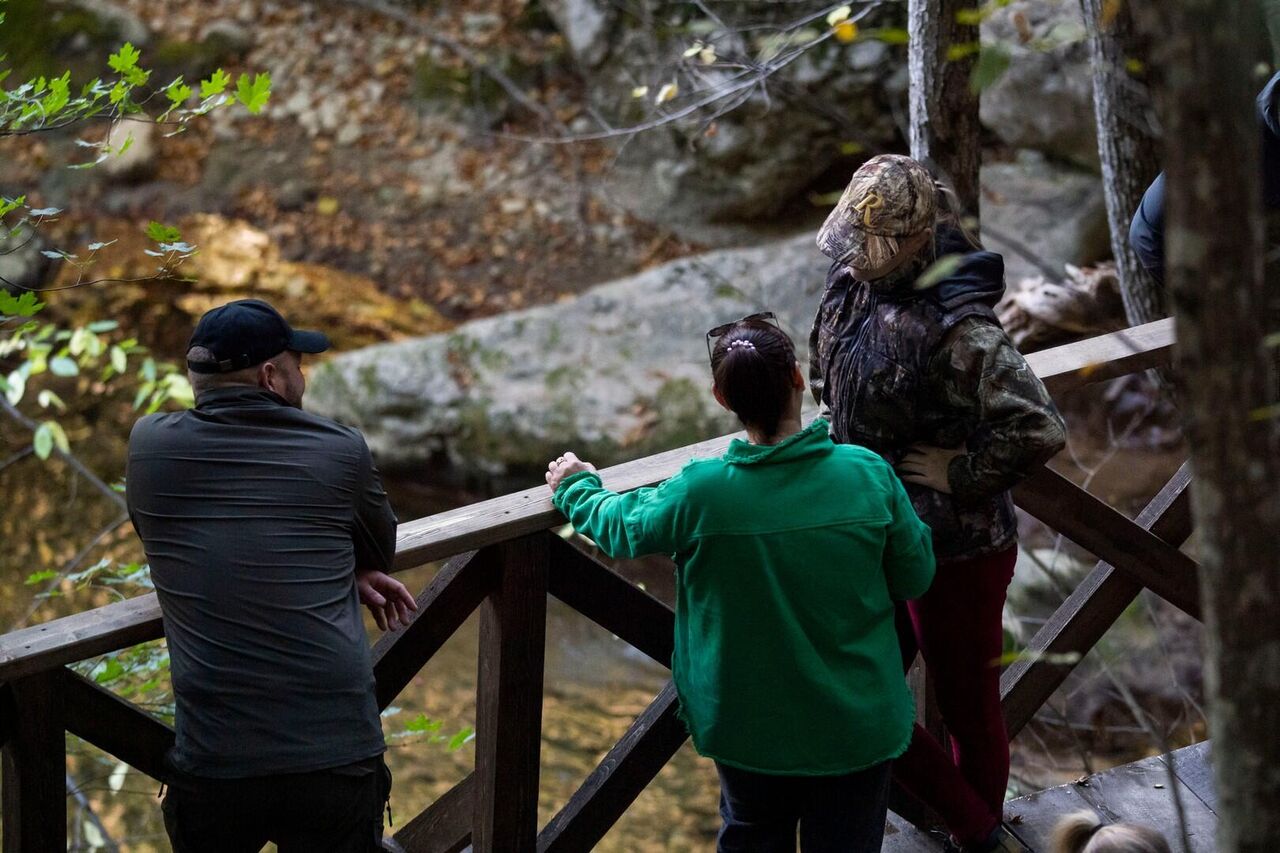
[545,315,936,853]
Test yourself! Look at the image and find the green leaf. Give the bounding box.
[4,370,25,405]
[46,420,70,454]
[33,421,54,459]
[970,46,1012,94]
[200,68,231,99]
[914,254,964,290]
[0,290,44,318]
[947,41,982,61]
[235,72,272,114]
[24,570,58,586]
[0,195,26,218]
[94,658,126,684]
[165,77,193,106]
[145,221,182,243]
[110,345,127,373]
[107,42,141,75]
[87,319,119,333]
[447,727,475,751]
[37,389,66,411]
[870,27,910,45]
[404,714,442,734]
[49,356,79,377]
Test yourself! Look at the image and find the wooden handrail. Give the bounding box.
[0,318,1177,682]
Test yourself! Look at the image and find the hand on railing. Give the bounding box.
[356,569,418,632]
[546,452,598,492]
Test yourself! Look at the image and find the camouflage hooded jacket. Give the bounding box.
[809,228,1067,563]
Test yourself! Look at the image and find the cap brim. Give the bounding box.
[816,208,873,268]
[288,329,331,354]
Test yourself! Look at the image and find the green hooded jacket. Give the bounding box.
[552,419,935,775]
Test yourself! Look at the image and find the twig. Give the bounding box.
[66,772,121,852]
[13,513,131,630]
[0,397,126,510]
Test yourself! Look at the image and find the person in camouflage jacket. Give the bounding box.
[811,155,1066,853]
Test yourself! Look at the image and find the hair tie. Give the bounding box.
[727,339,756,352]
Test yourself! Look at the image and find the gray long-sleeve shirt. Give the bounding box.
[127,385,397,778]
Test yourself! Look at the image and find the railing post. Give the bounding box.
[1,671,66,852]
[471,534,549,853]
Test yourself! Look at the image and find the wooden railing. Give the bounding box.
[0,318,1197,853]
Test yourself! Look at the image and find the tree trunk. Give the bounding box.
[1078,0,1165,326]
[908,0,981,217]
[1264,0,1280,65]
[1138,1,1280,850]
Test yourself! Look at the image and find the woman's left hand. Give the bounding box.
[546,451,597,492]
[897,445,966,494]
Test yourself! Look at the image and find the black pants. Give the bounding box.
[715,760,892,853]
[161,756,391,853]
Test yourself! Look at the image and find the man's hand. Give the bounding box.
[546,451,597,493]
[356,569,418,632]
[897,445,966,494]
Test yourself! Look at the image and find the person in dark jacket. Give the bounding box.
[810,155,1067,853]
[127,299,417,852]
[1130,70,1280,284]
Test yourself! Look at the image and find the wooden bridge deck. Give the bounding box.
[884,742,1216,852]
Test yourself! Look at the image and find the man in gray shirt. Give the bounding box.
[127,299,416,852]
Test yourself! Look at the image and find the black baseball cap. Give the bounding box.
[186,299,330,374]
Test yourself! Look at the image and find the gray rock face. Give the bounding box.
[306,236,829,474]
[981,153,1110,285]
[0,226,52,295]
[980,0,1098,166]
[545,0,905,232]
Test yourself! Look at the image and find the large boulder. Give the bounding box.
[981,153,1110,285]
[544,0,906,234]
[980,0,1098,167]
[306,236,829,476]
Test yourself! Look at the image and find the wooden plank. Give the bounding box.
[1026,317,1175,396]
[1002,463,1193,736]
[1000,783,1103,850]
[1,671,67,853]
[394,773,474,853]
[537,681,689,853]
[373,551,491,709]
[1013,465,1200,618]
[61,669,174,782]
[392,434,739,572]
[471,534,549,853]
[0,594,163,683]
[546,537,674,668]
[1161,741,1215,813]
[1073,749,1217,853]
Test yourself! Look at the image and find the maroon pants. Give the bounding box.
[892,546,1017,844]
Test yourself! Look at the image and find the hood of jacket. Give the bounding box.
[929,226,1005,311]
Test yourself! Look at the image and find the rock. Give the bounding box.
[998,262,1126,353]
[306,235,830,474]
[0,0,150,84]
[198,20,254,57]
[0,226,53,294]
[336,123,363,146]
[68,0,149,47]
[542,0,616,68]
[545,1,905,233]
[981,153,1110,285]
[101,119,157,184]
[980,0,1098,166]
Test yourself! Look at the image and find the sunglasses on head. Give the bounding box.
[705,311,780,362]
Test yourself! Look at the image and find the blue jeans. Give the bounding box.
[715,760,892,853]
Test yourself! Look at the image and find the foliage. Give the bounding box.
[382,706,476,752]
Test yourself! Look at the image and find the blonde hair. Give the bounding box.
[1052,812,1172,853]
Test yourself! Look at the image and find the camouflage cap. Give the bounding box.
[816,154,938,269]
